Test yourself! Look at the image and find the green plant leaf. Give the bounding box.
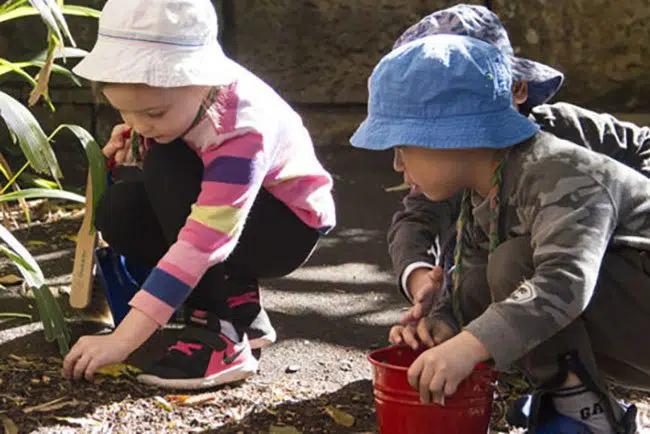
[0,60,82,86]
[0,245,36,273]
[0,225,44,288]
[0,90,63,179]
[50,125,105,225]
[0,188,85,203]
[31,177,58,189]
[43,0,76,48]
[0,59,37,84]
[0,3,100,22]
[0,0,28,16]
[32,284,70,356]
[31,46,88,62]
[0,312,32,319]
[60,4,100,19]
[24,1,63,44]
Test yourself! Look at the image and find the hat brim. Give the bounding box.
[509,56,564,106]
[350,106,540,151]
[73,36,234,87]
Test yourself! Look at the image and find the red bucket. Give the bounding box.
[368,346,496,434]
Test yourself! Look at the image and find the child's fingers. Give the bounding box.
[400,325,420,350]
[388,325,404,345]
[102,124,130,158]
[72,354,91,381]
[418,363,435,404]
[85,359,101,382]
[428,372,446,405]
[62,343,83,379]
[429,266,444,283]
[416,318,435,347]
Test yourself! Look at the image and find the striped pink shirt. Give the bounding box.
[129,62,336,325]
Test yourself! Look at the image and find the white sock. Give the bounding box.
[552,386,615,434]
[219,319,240,343]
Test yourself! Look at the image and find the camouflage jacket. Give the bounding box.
[388,102,650,299]
[460,131,650,369]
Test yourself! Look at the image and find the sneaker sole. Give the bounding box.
[137,357,259,390]
[249,334,276,350]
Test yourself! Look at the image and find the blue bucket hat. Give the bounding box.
[394,4,564,107]
[350,34,540,152]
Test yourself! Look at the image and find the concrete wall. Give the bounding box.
[0,0,648,185]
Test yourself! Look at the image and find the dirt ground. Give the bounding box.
[1,149,649,433]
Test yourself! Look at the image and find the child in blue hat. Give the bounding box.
[352,34,648,433]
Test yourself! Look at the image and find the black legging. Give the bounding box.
[95,139,320,321]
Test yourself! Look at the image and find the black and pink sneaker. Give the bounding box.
[227,290,276,350]
[138,312,258,390]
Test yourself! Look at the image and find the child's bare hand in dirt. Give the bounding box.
[389,317,454,350]
[407,331,490,405]
[401,266,444,325]
[103,124,137,165]
[63,333,132,381]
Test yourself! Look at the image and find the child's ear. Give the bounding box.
[512,81,529,106]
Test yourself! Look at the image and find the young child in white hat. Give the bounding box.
[63,0,336,390]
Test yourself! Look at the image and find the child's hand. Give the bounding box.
[401,266,444,324]
[63,333,132,381]
[389,317,454,350]
[103,124,136,165]
[407,331,490,405]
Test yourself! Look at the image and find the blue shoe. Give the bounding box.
[507,394,592,433]
[507,394,637,434]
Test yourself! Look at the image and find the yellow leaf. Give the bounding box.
[154,396,172,411]
[269,426,301,434]
[324,406,355,428]
[165,394,215,406]
[1,417,19,434]
[96,363,141,378]
[62,234,77,242]
[27,240,47,246]
[0,274,23,285]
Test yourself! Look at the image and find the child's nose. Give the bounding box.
[393,149,404,172]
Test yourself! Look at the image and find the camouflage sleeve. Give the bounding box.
[387,191,461,298]
[532,102,650,177]
[464,160,618,370]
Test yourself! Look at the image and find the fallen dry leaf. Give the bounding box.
[23,397,83,414]
[165,394,216,406]
[96,363,142,378]
[51,416,100,427]
[154,396,172,411]
[324,405,355,428]
[1,416,18,434]
[269,426,301,434]
[0,274,23,285]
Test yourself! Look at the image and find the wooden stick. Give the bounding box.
[70,174,96,309]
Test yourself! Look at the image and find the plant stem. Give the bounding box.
[0,161,29,195]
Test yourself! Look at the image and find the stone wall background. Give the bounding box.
[0,0,648,186]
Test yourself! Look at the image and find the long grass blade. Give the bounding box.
[0,225,44,287]
[0,188,85,203]
[0,91,63,179]
[32,284,70,356]
[0,3,100,22]
[50,125,105,224]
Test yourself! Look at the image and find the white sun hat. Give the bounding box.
[73,0,233,87]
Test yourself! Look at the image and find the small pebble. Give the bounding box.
[285,365,301,374]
